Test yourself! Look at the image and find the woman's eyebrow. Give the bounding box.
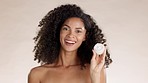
[76,28,82,29]
[76,27,85,30]
[62,24,85,30]
[62,24,70,28]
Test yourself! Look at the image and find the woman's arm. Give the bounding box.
[90,49,106,83]
[100,67,106,83]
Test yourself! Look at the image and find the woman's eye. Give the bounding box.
[62,27,69,31]
[76,30,82,33]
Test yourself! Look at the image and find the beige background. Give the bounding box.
[0,0,148,83]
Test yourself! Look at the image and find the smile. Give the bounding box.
[65,39,76,45]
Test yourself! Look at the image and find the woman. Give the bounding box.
[28,4,112,83]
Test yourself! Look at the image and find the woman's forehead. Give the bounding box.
[63,17,85,29]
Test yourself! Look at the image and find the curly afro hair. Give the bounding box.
[33,4,112,68]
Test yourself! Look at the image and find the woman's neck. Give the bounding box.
[56,49,80,68]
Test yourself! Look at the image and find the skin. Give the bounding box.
[28,17,106,83]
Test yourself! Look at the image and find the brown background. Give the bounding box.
[0,0,148,83]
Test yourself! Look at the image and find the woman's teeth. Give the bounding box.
[65,40,76,44]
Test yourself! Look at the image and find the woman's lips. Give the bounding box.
[65,39,76,46]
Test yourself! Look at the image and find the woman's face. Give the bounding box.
[60,17,86,52]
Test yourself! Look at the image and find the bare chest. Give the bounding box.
[41,67,91,83]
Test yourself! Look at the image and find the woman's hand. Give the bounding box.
[90,48,106,83]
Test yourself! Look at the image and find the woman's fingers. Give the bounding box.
[91,47,106,71]
[91,50,97,62]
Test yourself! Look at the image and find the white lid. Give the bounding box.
[93,43,105,55]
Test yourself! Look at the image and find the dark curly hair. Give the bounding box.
[33,4,112,68]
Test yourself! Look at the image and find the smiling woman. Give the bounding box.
[60,17,86,52]
[28,4,112,83]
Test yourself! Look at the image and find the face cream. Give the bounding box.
[93,43,105,55]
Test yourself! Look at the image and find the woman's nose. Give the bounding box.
[67,31,74,38]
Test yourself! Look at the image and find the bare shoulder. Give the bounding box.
[28,66,43,83]
[28,64,53,83]
[28,64,54,76]
[29,66,44,76]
